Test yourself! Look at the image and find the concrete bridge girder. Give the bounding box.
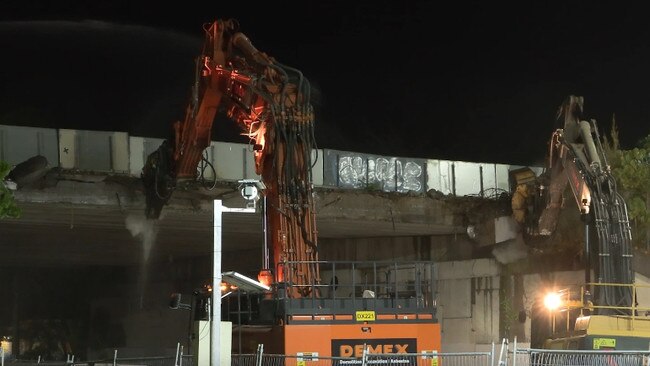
[0,171,504,267]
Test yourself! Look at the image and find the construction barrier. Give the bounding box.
[232,344,495,366]
[6,339,650,366]
[510,349,650,366]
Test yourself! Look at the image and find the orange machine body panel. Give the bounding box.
[284,323,441,357]
[228,261,440,357]
[233,323,441,356]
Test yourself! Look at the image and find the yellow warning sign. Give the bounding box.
[355,310,376,322]
[421,350,438,366]
[593,338,616,349]
[297,351,319,365]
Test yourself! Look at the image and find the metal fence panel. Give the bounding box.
[453,161,482,197]
[213,142,260,181]
[58,129,129,172]
[247,354,363,366]
[476,163,511,199]
[78,130,129,172]
[480,163,498,197]
[129,136,166,176]
[512,349,650,366]
[426,160,454,195]
[0,125,59,167]
[365,352,492,366]
[494,164,510,194]
[232,354,259,366]
[110,356,177,366]
[323,149,426,193]
[3,356,181,366]
[76,130,112,171]
[11,343,650,366]
[311,149,324,187]
[231,352,493,366]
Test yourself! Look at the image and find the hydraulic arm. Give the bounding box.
[513,95,634,314]
[142,19,319,295]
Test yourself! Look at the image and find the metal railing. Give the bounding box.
[235,342,496,366]
[364,352,493,366]
[0,343,193,366]
[499,338,650,366]
[6,339,650,366]
[273,260,437,320]
[548,283,650,314]
[545,282,650,334]
[511,349,650,366]
[237,351,494,366]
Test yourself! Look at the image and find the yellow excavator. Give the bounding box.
[511,95,650,350]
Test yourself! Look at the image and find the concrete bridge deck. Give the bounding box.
[1,123,522,267]
[1,169,486,267]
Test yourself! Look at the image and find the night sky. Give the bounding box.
[2,1,650,166]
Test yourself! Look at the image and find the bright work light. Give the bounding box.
[543,292,562,310]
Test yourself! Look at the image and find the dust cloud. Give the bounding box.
[125,213,161,309]
[125,213,159,262]
[492,234,528,264]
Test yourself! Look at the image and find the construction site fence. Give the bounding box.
[233,352,494,366]
[498,337,650,366]
[0,355,194,366]
[0,345,193,366]
[508,349,650,366]
[5,340,650,366]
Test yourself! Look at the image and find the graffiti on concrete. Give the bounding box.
[338,155,424,193]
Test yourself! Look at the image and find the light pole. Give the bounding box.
[211,179,265,366]
[212,200,255,366]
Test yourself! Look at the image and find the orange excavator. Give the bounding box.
[141,19,318,293]
[143,19,440,356]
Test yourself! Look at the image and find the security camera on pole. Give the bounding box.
[209,179,265,366]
